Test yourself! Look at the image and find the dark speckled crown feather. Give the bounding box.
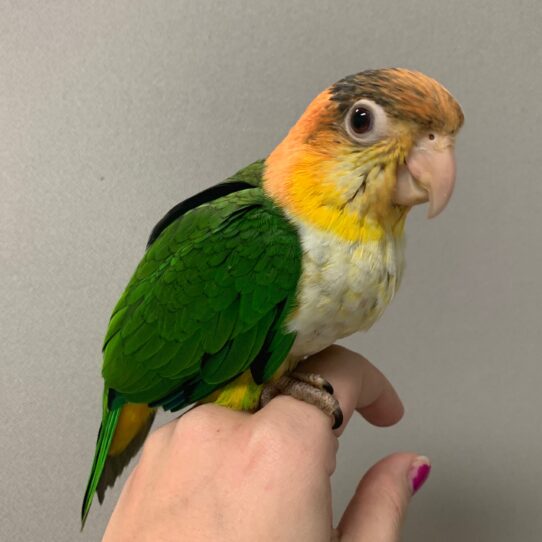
[331,68,464,134]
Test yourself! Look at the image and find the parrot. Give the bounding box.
[81,67,463,525]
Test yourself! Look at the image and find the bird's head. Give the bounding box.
[264,68,464,242]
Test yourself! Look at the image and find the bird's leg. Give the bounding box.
[290,371,335,394]
[260,372,343,430]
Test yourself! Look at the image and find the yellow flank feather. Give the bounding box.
[204,370,263,411]
[204,357,300,411]
[109,403,155,456]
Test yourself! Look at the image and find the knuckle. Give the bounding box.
[138,425,169,466]
[247,408,330,470]
[175,404,225,438]
[142,424,167,452]
[246,416,301,465]
[326,343,368,365]
[326,344,349,357]
[249,415,293,451]
[172,404,246,451]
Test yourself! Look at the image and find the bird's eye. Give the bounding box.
[345,100,387,144]
[350,107,373,134]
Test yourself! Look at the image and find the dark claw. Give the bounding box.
[331,407,344,430]
[323,380,334,395]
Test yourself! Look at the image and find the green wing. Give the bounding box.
[102,161,302,411]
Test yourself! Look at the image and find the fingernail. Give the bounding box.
[409,456,431,495]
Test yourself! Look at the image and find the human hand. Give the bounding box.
[103,345,430,541]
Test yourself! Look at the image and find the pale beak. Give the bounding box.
[393,135,456,218]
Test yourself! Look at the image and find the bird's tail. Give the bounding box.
[81,389,155,528]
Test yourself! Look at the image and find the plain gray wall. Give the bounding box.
[2,1,541,540]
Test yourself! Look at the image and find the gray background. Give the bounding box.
[2,1,541,540]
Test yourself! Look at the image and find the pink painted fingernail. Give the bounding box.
[409,456,431,495]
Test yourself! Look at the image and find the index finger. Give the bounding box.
[296,345,404,436]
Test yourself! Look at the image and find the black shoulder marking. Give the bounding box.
[146,180,254,248]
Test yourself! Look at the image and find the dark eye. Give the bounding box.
[350,106,373,134]
[344,100,387,143]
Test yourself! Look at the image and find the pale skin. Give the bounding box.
[103,345,429,542]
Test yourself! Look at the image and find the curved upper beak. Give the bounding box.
[393,135,456,218]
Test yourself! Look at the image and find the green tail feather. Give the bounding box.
[81,402,121,528]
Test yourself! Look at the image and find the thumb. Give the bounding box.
[337,453,431,542]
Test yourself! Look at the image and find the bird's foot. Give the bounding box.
[260,372,343,429]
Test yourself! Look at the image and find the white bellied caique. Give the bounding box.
[82,68,464,525]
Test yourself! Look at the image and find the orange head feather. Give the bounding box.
[264,68,464,241]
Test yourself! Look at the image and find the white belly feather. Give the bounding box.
[287,219,405,357]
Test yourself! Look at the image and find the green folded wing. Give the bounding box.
[101,163,302,411]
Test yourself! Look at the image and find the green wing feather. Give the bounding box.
[83,161,302,526]
[102,161,302,408]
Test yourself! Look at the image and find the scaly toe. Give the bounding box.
[260,373,343,429]
[259,384,279,408]
[291,371,334,394]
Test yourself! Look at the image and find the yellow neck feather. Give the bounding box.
[265,145,409,243]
